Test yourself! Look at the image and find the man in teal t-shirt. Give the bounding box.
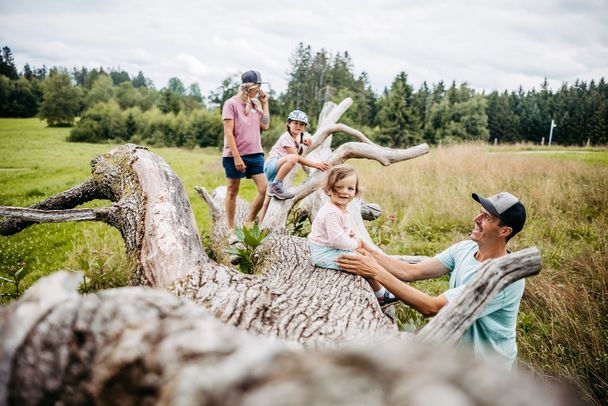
[337,192,527,368]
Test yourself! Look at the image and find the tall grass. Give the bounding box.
[1,119,606,403]
[352,143,608,404]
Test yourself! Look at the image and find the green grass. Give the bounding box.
[1,119,607,404]
[0,118,233,295]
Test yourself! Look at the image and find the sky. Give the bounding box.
[1,0,606,97]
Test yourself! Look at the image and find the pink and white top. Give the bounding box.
[308,201,359,250]
[268,131,299,159]
[222,96,264,157]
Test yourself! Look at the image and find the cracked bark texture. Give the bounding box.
[1,272,574,406]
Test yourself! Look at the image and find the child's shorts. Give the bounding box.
[263,156,280,182]
[309,242,356,271]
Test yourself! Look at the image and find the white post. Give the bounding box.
[586,138,590,148]
[541,137,545,146]
[548,119,557,146]
[494,138,498,146]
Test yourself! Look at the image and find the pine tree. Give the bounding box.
[0,46,19,80]
[376,72,422,147]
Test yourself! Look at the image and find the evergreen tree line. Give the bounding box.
[1,44,606,147]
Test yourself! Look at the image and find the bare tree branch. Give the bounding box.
[0,206,113,223]
[0,178,104,235]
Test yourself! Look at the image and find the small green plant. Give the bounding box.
[229,224,268,274]
[77,254,127,293]
[368,213,398,249]
[0,265,29,300]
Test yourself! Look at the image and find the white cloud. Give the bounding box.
[0,0,605,96]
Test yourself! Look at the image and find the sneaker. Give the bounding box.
[267,181,295,200]
[378,291,400,308]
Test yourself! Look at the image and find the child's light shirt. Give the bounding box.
[308,202,359,250]
[268,131,298,159]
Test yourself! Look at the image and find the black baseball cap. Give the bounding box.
[472,192,526,237]
[241,70,266,84]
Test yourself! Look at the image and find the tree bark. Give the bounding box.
[1,271,572,406]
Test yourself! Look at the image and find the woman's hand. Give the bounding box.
[234,156,246,172]
[258,90,268,104]
[336,248,382,279]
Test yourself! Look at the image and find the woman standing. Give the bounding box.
[222,70,270,236]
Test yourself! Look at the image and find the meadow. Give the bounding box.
[1,118,606,404]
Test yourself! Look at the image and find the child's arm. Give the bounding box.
[325,213,359,251]
[298,156,329,171]
[284,145,330,171]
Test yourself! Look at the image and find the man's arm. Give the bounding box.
[361,241,449,282]
[337,249,448,317]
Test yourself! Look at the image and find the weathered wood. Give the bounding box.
[0,178,104,235]
[360,201,381,221]
[0,206,112,223]
[1,272,572,406]
[417,247,542,344]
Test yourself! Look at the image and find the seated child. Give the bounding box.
[264,110,329,200]
[308,164,399,307]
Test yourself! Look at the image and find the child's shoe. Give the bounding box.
[267,181,295,200]
[378,291,400,308]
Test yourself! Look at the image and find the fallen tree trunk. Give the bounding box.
[0,271,571,406]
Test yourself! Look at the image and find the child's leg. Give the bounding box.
[368,279,398,306]
[273,154,299,182]
[309,244,350,271]
[309,243,399,306]
[368,279,383,292]
[267,155,298,200]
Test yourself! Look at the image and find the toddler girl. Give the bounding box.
[308,165,399,307]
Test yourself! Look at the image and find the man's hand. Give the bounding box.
[336,248,382,279]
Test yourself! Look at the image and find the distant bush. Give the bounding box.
[69,101,223,148]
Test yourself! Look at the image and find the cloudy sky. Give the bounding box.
[1,0,606,97]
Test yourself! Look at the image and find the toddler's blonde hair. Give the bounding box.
[322,164,361,197]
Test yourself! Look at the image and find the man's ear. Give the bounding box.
[499,226,513,239]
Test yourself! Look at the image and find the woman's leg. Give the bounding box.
[258,194,271,225]
[225,178,241,230]
[247,173,268,225]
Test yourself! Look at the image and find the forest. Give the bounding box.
[1,43,606,147]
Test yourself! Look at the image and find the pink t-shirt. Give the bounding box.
[308,201,359,250]
[222,96,264,157]
[268,131,298,159]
